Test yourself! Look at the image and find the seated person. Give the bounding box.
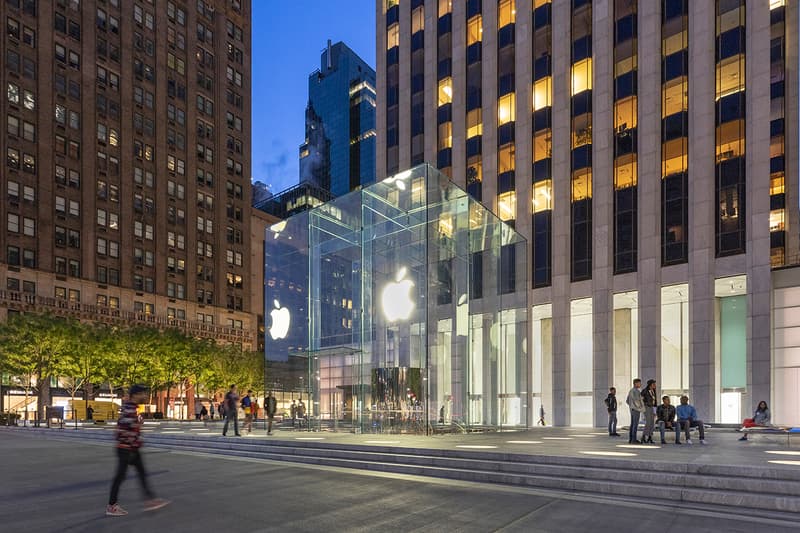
[739,401,771,441]
[676,395,706,445]
[656,395,681,444]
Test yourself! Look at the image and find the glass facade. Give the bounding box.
[386,1,400,173]
[769,2,786,266]
[466,0,483,202]
[497,0,516,227]
[661,0,689,265]
[715,0,746,256]
[613,0,637,274]
[410,0,425,166]
[531,0,552,288]
[304,42,376,198]
[264,165,529,433]
[570,0,592,281]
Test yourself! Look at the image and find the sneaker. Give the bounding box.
[738,436,748,441]
[675,441,682,445]
[106,504,128,517]
[686,439,693,445]
[700,439,706,445]
[143,498,171,512]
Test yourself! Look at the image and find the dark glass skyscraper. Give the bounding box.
[299,41,376,197]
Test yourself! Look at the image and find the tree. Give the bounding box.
[0,313,77,423]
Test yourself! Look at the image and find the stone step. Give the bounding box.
[151,441,800,517]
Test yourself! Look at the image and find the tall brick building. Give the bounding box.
[0,0,253,347]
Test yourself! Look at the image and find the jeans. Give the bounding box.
[679,419,704,440]
[643,408,656,439]
[223,411,239,435]
[608,411,617,435]
[109,448,154,505]
[658,420,681,442]
[629,409,641,442]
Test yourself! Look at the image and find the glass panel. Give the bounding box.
[570,298,593,426]
[660,284,689,394]
[613,292,638,429]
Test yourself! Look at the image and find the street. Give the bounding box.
[0,432,795,533]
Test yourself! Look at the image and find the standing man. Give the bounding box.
[676,395,707,445]
[222,384,241,437]
[265,391,278,435]
[290,400,297,428]
[641,379,658,444]
[106,385,169,516]
[605,387,619,437]
[297,399,306,429]
[626,378,645,444]
[241,390,253,434]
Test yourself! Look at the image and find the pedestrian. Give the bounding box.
[291,400,297,427]
[218,401,225,420]
[241,389,253,434]
[641,379,658,444]
[297,399,306,428]
[538,405,546,426]
[87,405,94,421]
[626,378,645,444]
[222,384,241,437]
[209,401,215,420]
[265,391,277,435]
[605,387,620,436]
[194,400,203,421]
[200,404,208,420]
[676,395,706,445]
[106,385,170,516]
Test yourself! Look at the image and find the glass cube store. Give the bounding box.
[264,165,528,433]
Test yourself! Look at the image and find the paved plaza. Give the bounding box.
[2,426,799,532]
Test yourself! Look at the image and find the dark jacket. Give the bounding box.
[265,396,277,417]
[642,388,657,408]
[605,394,617,412]
[224,391,239,412]
[656,404,676,425]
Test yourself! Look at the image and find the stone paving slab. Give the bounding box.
[1,431,798,533]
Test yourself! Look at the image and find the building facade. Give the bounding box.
[376,0,799,425]
[0,0,253,347]
[300,40,376,198]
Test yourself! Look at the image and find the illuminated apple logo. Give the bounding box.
[381,267,415,322]
[269,299,290,340]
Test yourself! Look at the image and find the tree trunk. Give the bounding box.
[38,375,51,424]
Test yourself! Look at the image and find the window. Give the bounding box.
[467,15,482,45]
[387,23,399,49]
[7,213,19,233]
[571,58,592,94]
[498,0,516,28]
[498,93,515,125]
[438,77,452,106]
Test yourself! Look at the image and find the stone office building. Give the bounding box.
[376,0,800,426]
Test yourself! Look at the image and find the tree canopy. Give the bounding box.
[0,312,264,409]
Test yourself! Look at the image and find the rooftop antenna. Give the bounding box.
[327,39,332,70]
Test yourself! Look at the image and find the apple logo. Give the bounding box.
[381,267,415,322]
[269,299,291,340]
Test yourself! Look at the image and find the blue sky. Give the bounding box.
[251,1,376,193]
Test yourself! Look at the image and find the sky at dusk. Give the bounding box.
[251,1,376,194]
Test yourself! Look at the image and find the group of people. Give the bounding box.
[289,399,307,428]
[220,385,279,436]
[605,379,707,445]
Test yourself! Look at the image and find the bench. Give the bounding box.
[739,426,799,446]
